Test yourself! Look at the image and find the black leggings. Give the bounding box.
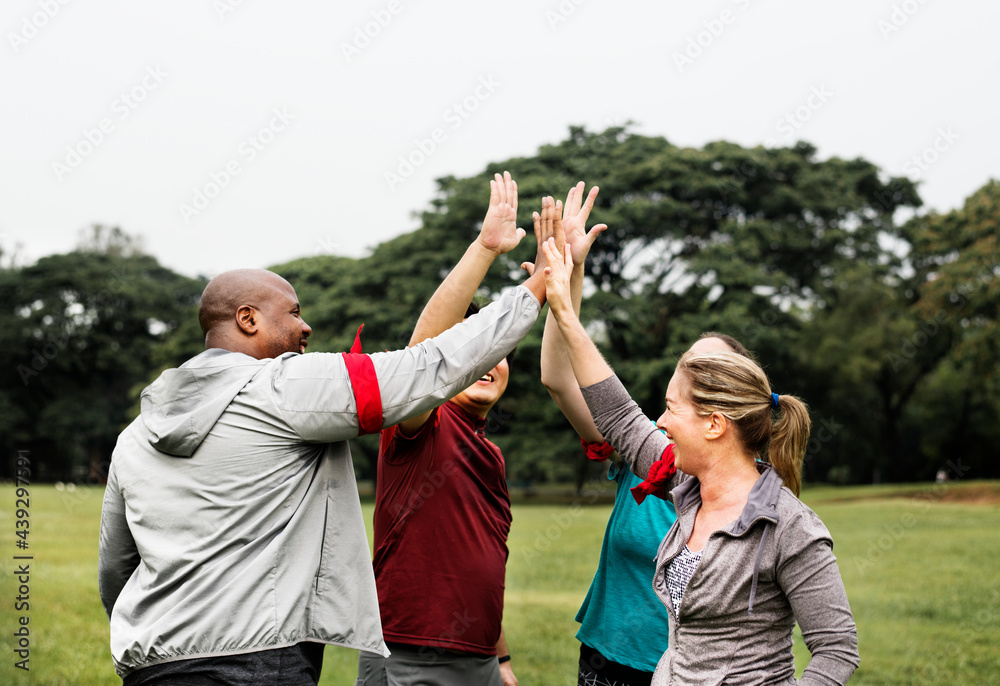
[578,643,653,686]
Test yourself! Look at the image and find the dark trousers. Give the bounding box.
[122,642,324,686]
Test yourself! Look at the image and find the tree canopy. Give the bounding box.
[3,128,997,488]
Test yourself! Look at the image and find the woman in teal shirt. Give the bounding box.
[537,183,751,684]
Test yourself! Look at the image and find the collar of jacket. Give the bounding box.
[668,463,785,614]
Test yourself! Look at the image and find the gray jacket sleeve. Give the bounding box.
[777,510,860,685]
[98,462,141,621]
[273,285,540,442]
[580,374,682,485]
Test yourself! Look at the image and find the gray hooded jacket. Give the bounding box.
[99,286,539,677]
[580,374,859,686]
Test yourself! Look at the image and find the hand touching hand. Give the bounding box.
[541,237,576,319]
[477,171,525,256]
[561,182,607,265]
[530,196,565,276]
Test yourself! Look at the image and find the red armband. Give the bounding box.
[342,324,383,435]
[630,444,677,504]
[581,438,615,462]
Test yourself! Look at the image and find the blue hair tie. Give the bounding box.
[771,393,780,409]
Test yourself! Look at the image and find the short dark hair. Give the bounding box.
[698,331,754,361]
[466,301,517,367]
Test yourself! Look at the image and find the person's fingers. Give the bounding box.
[541,237,558,265]
[495,173,505,205]
[520,261,535,275]
[564,242,575,269]
[570,181,584,216]
[584,223,608,249]
[579,186,599,221]
[489,179,498,207]
[510,175,518,213]
[553,200,565,246]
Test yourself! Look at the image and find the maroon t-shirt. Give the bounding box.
[372,401,512,654]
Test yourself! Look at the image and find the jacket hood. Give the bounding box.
[140,349,271,457]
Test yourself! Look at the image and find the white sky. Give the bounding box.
[2,0,998,278]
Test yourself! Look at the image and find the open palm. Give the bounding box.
[479,171,525,255]
[561,182,606,264]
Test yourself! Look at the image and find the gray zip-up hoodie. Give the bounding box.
[580,374,859,686]
[99,285,540,677]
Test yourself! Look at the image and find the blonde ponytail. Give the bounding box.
[678,351,813,497]
[768,394,810,496]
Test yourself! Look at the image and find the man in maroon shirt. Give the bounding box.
[357,175,571,686]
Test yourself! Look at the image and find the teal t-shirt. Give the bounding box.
[575,463,677,673]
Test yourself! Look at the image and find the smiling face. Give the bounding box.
[253,277,312,358]
[654,336,737,471]
[449,356,510,419]
[657,369,708,473]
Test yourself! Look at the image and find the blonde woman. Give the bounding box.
[538,226,859,685]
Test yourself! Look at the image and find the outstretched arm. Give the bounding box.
[400,172,526,434]
[539,183,606,443]
[408,171,524,347]
[541,237,615,389]
[542,237,673,481]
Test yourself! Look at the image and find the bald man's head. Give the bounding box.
[198,269,312,359]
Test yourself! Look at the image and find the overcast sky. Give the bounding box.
[3,0,998,278]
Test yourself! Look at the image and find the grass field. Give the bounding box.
[2,481,998,685]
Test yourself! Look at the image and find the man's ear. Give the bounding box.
[705,412,728,441]
[236,305,258,335]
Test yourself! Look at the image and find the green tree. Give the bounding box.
[897,180,1000,479]
[0,226,204,481]
[272,125,928,488]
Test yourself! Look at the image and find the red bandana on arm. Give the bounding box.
[630,444,677,504]
[581,438,615,462]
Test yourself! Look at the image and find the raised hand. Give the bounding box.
[530,196,565,274]
[541,237,575,319]
[477,171,525,255]
[561,182,607,265]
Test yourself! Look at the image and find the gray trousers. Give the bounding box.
[357,644,502,686]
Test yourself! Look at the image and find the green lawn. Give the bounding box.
[2,482,998,685]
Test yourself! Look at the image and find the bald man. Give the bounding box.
[99,202,554,684]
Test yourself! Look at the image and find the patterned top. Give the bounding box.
[666,545,703,612]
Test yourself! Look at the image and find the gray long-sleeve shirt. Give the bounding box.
[581,374,860,685]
